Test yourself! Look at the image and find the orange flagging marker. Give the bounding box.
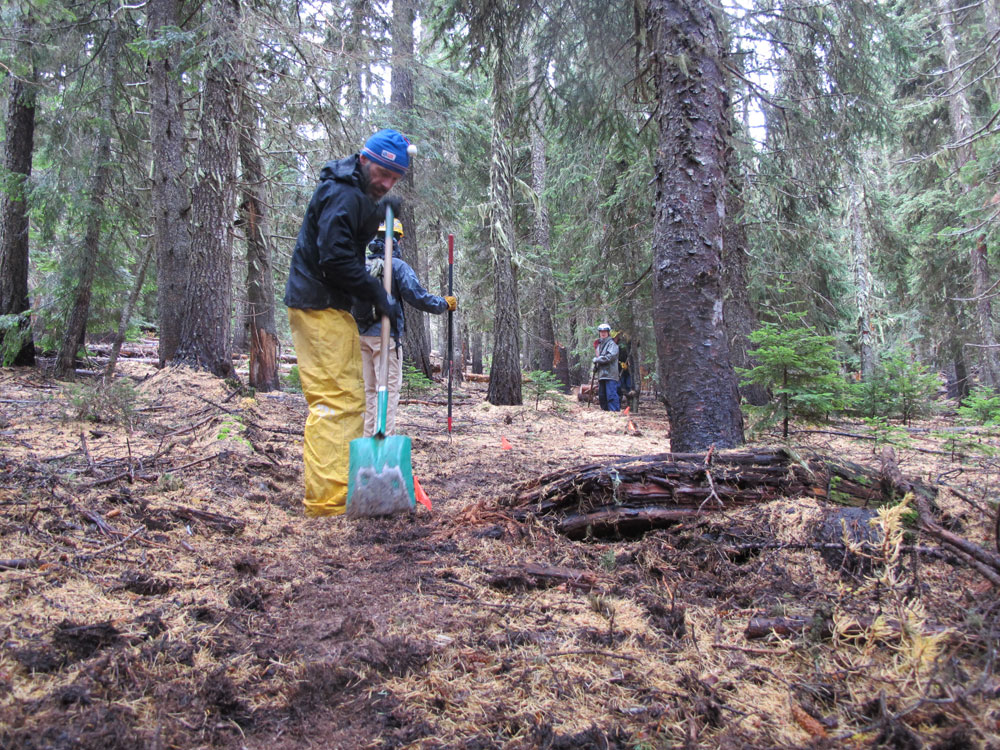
[500,436,512,450]
[413,475,432,510]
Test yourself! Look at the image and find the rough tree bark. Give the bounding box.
[528,47,555,376]
[104,240,154,379]
[238,85,280,391]
[0,20,37,367]
[486,39,522,405]
[937,0,1000,389]
[56,23,121,379]
[391,0,434,379]
[471,329,483,375]
[848,172,876,381]
[648,0,743,451]
[148,0,190,366]
[174,0,240,376]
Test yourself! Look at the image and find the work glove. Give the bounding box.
[592,356,599,365]
[444,295,458,312]
[372,284,401,323]
[377,195,403,219]
[620,361,628,371]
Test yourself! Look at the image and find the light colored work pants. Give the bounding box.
[288,308,364,517]
[360,334,403,437]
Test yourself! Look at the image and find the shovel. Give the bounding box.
[345,205,416,517]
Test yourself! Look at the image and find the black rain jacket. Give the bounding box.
[284,154,384,312]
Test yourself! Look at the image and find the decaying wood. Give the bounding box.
[505,447,928,539]
[882,446,1000,586]
[168,505,245,534]
[0,558,39,571]
[745,614,951,643]
[487,562,597,591]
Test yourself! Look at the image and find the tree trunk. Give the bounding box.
[568,314,583,385]
[345,0,369,121]
[971,237,1000,390]
[0,25,37,367]
[472,329,483,375]
[937,0,999,388]
[174,0,240,377]
[848,172,876,381]
[56,24,121,379]
[528,47,555,375]
[486,42,522,405]
[105,240,154,379]
[648,0,743,452]
[721,132,767,406]
[148,0,190,366]
[389,0,434,379]
[238,86,280,391]
[944,291,970,400]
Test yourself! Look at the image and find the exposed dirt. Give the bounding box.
[1,361,999,749]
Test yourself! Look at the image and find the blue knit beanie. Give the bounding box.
[361,129,412,175]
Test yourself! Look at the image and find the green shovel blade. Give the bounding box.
[346,434,416,517]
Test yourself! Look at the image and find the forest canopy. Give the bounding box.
[0,0,998,445]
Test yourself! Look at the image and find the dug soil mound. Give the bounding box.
[1,363,998,749]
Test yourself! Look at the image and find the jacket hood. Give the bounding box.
[319,154,362,185]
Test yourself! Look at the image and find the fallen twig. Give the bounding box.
[73,525,146,562]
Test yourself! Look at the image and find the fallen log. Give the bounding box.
[502,447,935,539]
[168,505,245,535]
[745,614,951,643]
[882,446,1000,587]
[487,563,597,591]
[0,559,40,571]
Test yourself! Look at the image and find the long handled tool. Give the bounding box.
[588,365,597,409]
[346,205,415,517]
[447,233,454,438]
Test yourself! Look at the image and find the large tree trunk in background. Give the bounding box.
[0,24,37,367]
[391,0,434,379]
[56,24,121,379]
[568,314,583,385]
[486,43,522,405]
[174,0,240,377]
[986,1,1000,102]
[105,241,154,379]
[528,48,556,376]
[848,172,876,382]
[972,238,1000,390]
[238,86,280,391]
[937,0,1000,389]
[148,0,190,366]
[345,0,369,121]
[471,329,483,374]
[648,0,743,452]
[944,291,970,400]
[720,112,767,405]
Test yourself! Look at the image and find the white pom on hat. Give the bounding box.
[407,143,418,156]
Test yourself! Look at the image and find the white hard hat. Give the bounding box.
[597,323,611,332]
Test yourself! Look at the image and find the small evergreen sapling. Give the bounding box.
[524,370,563,409]
[739,312,845,438]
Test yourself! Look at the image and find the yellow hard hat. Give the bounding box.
[377,218,405,238]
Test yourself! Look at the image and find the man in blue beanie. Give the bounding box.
[284,129,414,517]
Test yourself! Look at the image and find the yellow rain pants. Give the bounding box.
[288,308,365,516]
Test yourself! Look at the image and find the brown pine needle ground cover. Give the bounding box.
[1,362,999,749]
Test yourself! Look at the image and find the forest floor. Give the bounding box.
[1,356,999,750]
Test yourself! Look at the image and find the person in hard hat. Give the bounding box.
[283,129,411,517]
[615,330,636,410]
[353,218,457,436]
[592,323,620,411]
